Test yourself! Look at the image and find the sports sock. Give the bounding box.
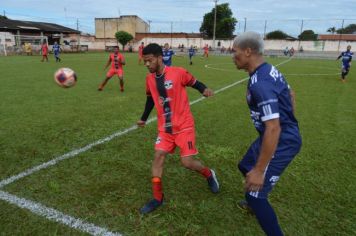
[200,167,212,178]
[152,177,163,201]
[245,193,284,236]
[120,80,124,89]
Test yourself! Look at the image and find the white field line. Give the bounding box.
[0,190,121,236]
[0,58,292,189]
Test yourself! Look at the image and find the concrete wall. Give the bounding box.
[95,16,148,39]
[264,40,356,52]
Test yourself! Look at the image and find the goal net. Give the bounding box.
[0,34,48,56]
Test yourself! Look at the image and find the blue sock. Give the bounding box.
[245,193,284,236]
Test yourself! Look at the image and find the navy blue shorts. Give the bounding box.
[238,137,299,199]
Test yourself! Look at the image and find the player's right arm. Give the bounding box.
[138,77,154,127]
[137,96,154,127]
[337,52,343,60]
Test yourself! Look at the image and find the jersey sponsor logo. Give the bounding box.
[269,66,285,83]
[164,122,172,128]
[164,80,173,89]
[158,96,172,106]
[269,176,280,186]
[155,137,161,144]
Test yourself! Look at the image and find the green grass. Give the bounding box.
[0,52,355,235]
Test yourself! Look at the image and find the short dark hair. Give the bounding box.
[143,43,163,56]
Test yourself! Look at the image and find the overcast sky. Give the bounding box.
[2,0,356,36]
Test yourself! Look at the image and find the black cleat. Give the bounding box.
[140,198,164,214]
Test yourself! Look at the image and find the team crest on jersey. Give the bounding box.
[155,137,161,144]
[164,80,173,89]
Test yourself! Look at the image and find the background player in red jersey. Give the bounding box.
[138,42,144,65]
[203,44,209,58]
[40,41,48,62]
[137,43,219,214]
[98,46,126,92]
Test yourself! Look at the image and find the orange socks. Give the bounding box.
[152,177,163,201]
[200,167,212,179]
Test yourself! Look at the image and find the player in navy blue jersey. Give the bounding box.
[188,45,195,65]
[52,41,62,62]
[337,45,353,82]
[232,31,302,236]
[162,43,175,66]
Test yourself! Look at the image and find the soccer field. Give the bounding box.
[0,52,355,235]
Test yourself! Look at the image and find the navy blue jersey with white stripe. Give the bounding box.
[246,62,301,155]
[53,44,60,54]
[340,50,353,67]
[162,49,175,66]
[188,48,195,56]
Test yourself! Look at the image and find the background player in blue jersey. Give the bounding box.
[232,32,302,236]
[52,41,62,62]
[337,45,353,82]
[188,45,195,65]
[162,43,175,66]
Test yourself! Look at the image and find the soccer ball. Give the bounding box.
[54,68,77,88]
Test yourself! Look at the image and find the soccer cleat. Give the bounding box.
[207,169,219,193]
[237,200,254,215]
[98,88,103,91]
[140,197,163,214]
[120,88,124,92]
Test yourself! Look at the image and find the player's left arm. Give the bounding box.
[120,55,126,65]
[183,70,214,97]
[245,118,281,192]
[191,80,214,97]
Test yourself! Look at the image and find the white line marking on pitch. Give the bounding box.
[0,58,292,189]
[0,190,121,236]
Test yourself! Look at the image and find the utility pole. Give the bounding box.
[263,20,267,39]
[338,19,345,52]
[297,19,304,51]
[244,17,247,32]
[212,0,218,50]
[76,19,80,52]
[3,10,5,17]
[170,21,173,46]
[148,20,152,33]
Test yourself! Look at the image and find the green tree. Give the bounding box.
[0,15,8,19]
[336,24,356,34]
[200,3,237,38]
[265,30,290,40]
[115,31,133,51]
[298,30,318,41]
